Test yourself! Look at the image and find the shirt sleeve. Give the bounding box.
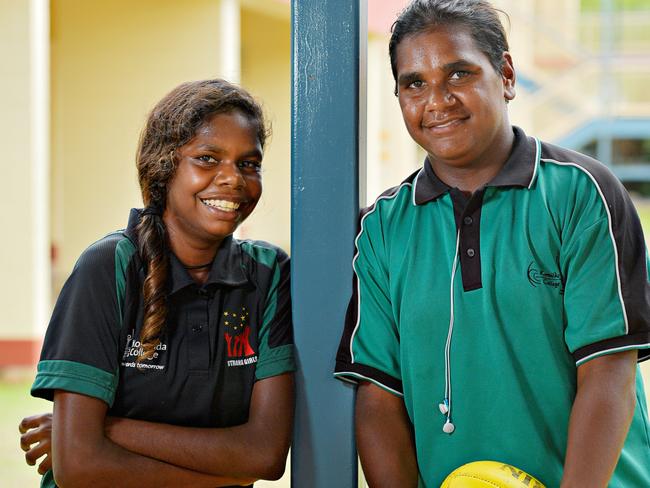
[255,248,295,380]
[561,169,650,366]
[334,207,403,396]
[31,236,130,406]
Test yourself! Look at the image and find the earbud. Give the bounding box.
[438,399,449,415]
[442,420,455,434]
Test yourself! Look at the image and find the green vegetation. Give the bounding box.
[0,375,50,487]
[582,0,650,12]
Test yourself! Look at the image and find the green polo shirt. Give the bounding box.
[335,127,650,487]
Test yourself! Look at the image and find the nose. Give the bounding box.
[213,161,245,189]
[424,84,456,111]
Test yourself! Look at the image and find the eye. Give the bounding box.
[449,70,471,81]
[197,155,218,165]
[408,79,424,89]
[238,160,262,172]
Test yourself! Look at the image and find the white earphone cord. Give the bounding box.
[439,231,460,434]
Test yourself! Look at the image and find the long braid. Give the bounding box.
[136,209,168,364]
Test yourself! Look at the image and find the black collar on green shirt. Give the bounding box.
[413,126,540,205]
[123,208,249,295]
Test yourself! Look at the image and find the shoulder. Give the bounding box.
[537,141,626,195]
[360,169,420,228]
[238,239,289,270]
[536,141,637,226]
[74,231,138,275]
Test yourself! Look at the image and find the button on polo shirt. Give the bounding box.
[335,127,650,487]
[32,208,294,449]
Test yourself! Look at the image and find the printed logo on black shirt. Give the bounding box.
[121,330,168,370]
[223,306,258,367]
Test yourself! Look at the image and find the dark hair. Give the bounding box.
[135,79,269,363]
[389,0,510,94]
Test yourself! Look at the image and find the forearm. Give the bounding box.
[52,391,254,488]
[106,417,278,479]
[56,434,252,488]
[561,352,637,488]
[356,382,419,488]
[105,374,293,480]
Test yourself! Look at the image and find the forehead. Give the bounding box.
[194,110,258,140]
[395,25,490,74]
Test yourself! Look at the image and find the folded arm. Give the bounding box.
[104,373,294,480]
[51,390,255,488]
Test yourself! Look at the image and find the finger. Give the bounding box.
[20,428,45,452]
[19,413,51,434]
[20,431,34,452]
[37,454,52,475]
[25,439,50,466]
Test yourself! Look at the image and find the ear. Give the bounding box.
[501,52,516,102]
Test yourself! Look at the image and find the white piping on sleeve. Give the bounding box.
[576,342,650,366]
[528,138,541,189]
[412,167,424,207]
[349,182,413,363]
[333,372,404,397]
[541,158,629,334]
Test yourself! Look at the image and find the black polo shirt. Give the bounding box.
[32,209,294,482]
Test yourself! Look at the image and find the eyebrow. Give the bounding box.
[397,72,421,86]
[196,144,262,159]
[442,60,477,72]
[397,60,479,85]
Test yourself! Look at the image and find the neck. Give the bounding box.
[164,222,223,270]
[430,127,515,194]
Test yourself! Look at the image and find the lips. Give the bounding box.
[423,116,468,130]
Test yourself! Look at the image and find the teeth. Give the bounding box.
[202,199,241,211]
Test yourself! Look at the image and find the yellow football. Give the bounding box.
[440,460,546,488]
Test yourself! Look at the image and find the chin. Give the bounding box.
[204,224,237,241]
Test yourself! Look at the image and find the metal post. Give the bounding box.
[290,1,364,486]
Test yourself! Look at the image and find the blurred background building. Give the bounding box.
[1,0,649,486]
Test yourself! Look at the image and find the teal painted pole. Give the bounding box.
[290,1,362,486]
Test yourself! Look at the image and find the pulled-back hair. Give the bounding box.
[389,0,510,94]
[135,79,269,363]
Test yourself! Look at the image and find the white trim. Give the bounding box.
[412,167,424,207]
[219,0,240,83]
[528,138,541,189]
[541,158,629,334]
[333,372,404,397]
[576,342,650,366]
[30,0,50,336]
[349,182,413,364]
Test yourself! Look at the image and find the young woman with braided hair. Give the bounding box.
[19,79,295,487]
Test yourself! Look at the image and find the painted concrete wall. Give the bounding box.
[238,6,291,253]
[50,0,223,286]
[0,1,37,342]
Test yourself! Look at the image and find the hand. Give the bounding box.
[19,413,53,475]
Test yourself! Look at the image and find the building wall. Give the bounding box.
[0,1,40,361]
[50,0,223,284]
[238,6,291,253]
